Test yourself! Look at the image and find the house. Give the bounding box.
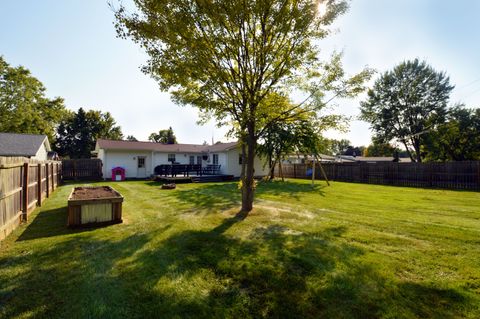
[283,154,337,164]
[0,133,52,160]
[94,139,269,179]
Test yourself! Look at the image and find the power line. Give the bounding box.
[456,77,480,91]
[461,86,480,100]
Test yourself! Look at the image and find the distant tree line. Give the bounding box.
[148,127,177,144]
[2,55,478,163]
[360,58,480,162]
[0,56,124,158]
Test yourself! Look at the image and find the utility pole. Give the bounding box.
[311,156,316,187]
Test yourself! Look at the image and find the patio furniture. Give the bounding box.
[203,164,221,175]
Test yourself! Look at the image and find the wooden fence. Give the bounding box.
[0,157,61,240]
[277,161,480,190]
[62,159,103,180]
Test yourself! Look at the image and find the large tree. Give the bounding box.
[360,59,454,162]
[148,127,177,144]
[258,117,321,179]
[364,140,397,157]
[114,0,371,211]
[55,108,123,158]
[126,135,138,141]
[0,56,67,141]
[423,105,480,161]
[328,139,351,155]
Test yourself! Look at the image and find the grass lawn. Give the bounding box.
[0,179,479,318]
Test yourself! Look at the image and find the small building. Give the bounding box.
[94,139,269,179]
[0,133,52,160]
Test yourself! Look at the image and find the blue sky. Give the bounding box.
[1,0,479,146]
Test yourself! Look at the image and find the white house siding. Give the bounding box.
[152,152,203,167]
[97,147,268,179]
[32,142,49,160]
[216,153,228,174]
[225,148,269,177]
[103,150,152,178]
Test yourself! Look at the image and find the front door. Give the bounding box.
[137,156,146,178]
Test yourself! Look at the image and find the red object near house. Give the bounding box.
[111,167,126,181]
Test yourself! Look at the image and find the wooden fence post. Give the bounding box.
[73,160,77,181]
[51,163,55,191]
[294,164,297,178]
[37,163,42,206]
[22,162,29,221]
[45,164,49,198]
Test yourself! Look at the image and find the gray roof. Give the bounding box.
[0,133,50,157]
[96,139,238,153]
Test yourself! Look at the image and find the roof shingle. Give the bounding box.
[0,133,49,157]
[96,139,238,153]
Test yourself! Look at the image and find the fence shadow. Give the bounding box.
[16,206,111,241]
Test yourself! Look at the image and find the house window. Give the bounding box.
[168,154,176,163]
[138,157,145,168]
[197,156,202,165]
[189,156,195,164]
[213,154,219,165]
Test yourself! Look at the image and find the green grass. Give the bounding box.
[1,179,479,318]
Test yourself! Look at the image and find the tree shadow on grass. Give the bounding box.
[167,180,326,213]
[16,206,114,241]
[111,218,472,318]
[256,179,327,198]
[1,215,474,318]
[0,233,152,319]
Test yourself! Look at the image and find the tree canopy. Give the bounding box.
[328,139,351,156]
[360,59,454,162]
[114,0,372,211]
[423,105,480,161]
[148,127,177,144]
[0,56,67,141]
[258,115,333,179]
[363,141,396,157]
[55,108,123,158]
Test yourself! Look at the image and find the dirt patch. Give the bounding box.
[71,187,120,200]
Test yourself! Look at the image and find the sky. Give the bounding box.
[1,0,479,146]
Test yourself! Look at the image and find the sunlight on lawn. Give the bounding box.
[0,180,479,318]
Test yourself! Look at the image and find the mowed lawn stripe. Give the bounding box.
[0,179,479,318]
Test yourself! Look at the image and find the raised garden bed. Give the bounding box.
[67,186,123,227]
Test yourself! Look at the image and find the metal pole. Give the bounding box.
[311,156,316,187]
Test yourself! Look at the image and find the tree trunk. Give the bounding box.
[269,158,276,180]
[279,159,284,182]
[413,138,422,163]
[402,139,416,162]
[240,141,246,180]
[241,125,256,212]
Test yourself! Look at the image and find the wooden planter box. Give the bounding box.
[67,186,123,227]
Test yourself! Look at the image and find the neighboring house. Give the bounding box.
[94,139,269,179]
[0,133,52,160]
[283,154,337,164]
